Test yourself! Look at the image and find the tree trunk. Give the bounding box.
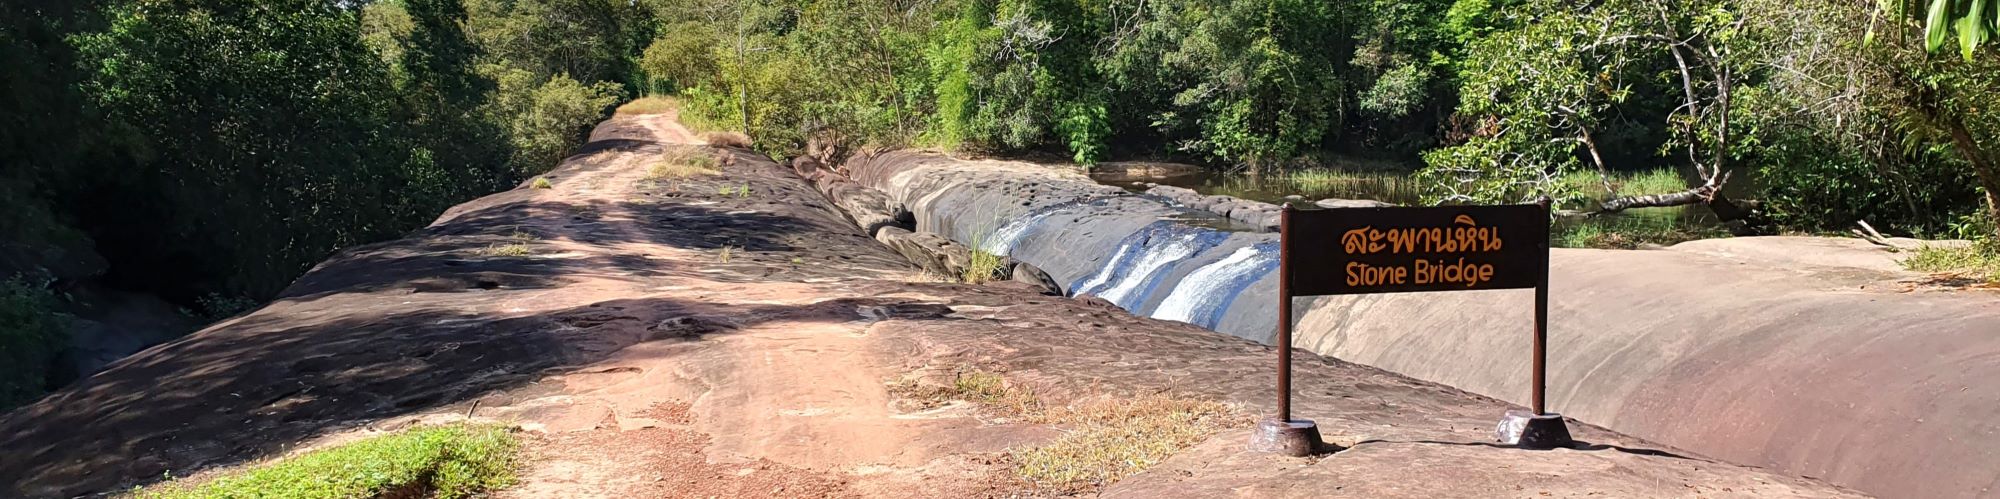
[1595,186,1757,222]
[1597,188,1711,212]
[1944,120,2000,240]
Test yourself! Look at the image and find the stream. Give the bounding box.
[1089,163,1746,244]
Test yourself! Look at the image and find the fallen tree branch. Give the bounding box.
[1851,220,1906,251]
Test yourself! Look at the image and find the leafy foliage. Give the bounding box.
[0,0,654,402]
[0,276,66,411]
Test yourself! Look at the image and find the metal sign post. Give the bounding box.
[1249,202,1570,456]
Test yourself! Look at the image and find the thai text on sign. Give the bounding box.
[1283,205,1547,296]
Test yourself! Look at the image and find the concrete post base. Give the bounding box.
[1496,409,1574,449]
[1248,418,1324,456]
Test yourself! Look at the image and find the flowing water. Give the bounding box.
[1091,164,1750,246]
[1071,222,1230,309]
[1147,242,1280,329]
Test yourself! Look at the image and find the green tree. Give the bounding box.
[72,0,416,297]
[1870,0,2000,238]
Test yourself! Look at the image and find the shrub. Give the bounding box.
[1754,132,1978,235]
[135,423,519,499]
[0,275,66,411]
[492,70,624,174]
[638,25,719,94]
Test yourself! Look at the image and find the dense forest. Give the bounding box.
[0,0,654,407]
[647,0,1996,238]
[1,0,1996,408]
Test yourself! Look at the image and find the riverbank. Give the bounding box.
[0,113,1859,498]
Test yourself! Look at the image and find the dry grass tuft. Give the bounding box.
[1015,394,1240,491]
[888,366,1239,492]
[615,96,677,115]
[648,149,720,179]
[478,243,533,257]
[701,131,752,148]
[530,177,553,189]
[900,271,958,283]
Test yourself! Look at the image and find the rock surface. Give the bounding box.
[842,147,2000,499]
[0,113,1862,498]
[875,226,977,278]
[1008,261,1062,295]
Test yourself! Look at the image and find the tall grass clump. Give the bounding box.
[1560,168,1688,202]
[1275,168,1422,204]
[962,233,1007,284]
[135,423,519,499]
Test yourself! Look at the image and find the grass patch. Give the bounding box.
[478,243,534,257]
[891,367,1239,492]
[1276,168,1423,205]
[647,152,720,180]
[900,271,958,283]
[1015,394,1238,491]
[888,367,1041,416]
[529,177,553,189]
[1901,242,2000,284]
[963,249,1006,284]
[1554,214,1725,249]
[1559,168,1688,201]
[717,245,737,263]
[700,131,752,148]
[615,95,677,115]
[134,423,519,499]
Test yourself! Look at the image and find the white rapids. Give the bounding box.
[1149,246,1271,325]
[1093,232,1207,308]
[983,207,1067,256]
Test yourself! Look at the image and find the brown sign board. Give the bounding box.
[1259,202,1568,449]
[1281,204,1548,296]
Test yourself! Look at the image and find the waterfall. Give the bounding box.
[982,197,1107,256]
[1148,242,1278,329]
[1072,222,1227,309]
